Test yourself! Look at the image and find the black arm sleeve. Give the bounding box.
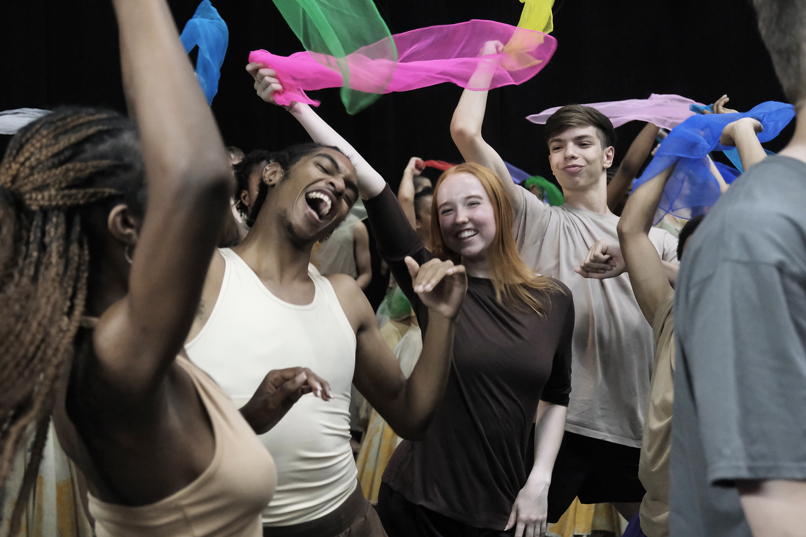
[364,184,434,331]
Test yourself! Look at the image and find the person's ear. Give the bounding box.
[603,146,615,169]
[262,162,284,187]
[107,204,141,248]
[240,189,250,207]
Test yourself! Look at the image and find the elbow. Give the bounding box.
[616,217,641,242]
[450,118,480,147]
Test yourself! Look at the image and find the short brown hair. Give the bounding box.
[752,0,806,104]
[544,105,617,149]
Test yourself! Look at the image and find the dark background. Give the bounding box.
[0,0,789,304]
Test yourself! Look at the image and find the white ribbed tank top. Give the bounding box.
[186,248,357,526]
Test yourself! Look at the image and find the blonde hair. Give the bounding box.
[428,163,562,315]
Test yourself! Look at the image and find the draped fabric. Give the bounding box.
[518,0,555,33]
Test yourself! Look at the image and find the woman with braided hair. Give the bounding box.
[0,1,329,536]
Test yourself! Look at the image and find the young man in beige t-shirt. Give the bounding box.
[450,51,677,522]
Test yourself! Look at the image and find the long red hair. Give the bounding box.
[428,163,562,314]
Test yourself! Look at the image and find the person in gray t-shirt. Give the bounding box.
[672,5,806,533]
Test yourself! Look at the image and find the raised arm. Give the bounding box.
[398,157,425,228]
[739,480,806,537]
[100,0,231,399]
[606,122,660,211]
[616,163,677,323]
[449,41,522,213]
[247,64,387,200]
[720,117,767,170]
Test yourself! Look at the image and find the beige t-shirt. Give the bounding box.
[513,187,678,447]
[639,291,675,537]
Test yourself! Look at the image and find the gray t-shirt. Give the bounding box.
[671,156,806,536]
[514,187,678,447]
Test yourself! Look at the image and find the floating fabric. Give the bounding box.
[527,94,704,130]
[0,108,50,135]
[525,175,564,206]
[423,160,456,172]
[634,101,795,221]
[518,0,555,33]
[713,161,740,185]
[272,0,395,114]
[249,20,557,110]
[179,0,228,104]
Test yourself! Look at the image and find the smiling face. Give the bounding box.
[436,172,496,265]
[548,126,614,194]
[273,148,359,246]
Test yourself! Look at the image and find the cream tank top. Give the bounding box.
[88,355,277,537]
[186,248,358,526]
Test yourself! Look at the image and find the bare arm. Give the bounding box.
[338,258,466,439]
[353,220,372,290]
[721,117,767,171]
[98,0,231,401]
[449,41,522,213]
[738,480,806,537]
[247,63,388,200]
[607,122,660,211]
[616,163,677,323]
[398,157,424,228]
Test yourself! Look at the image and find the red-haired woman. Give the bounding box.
[251,66,574,537]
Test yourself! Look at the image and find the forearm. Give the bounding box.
[288,103,386,199]
[393,314,455,439]
[398,169,417,228]
[732,125,768,170]
[526,402,567,488]
[607,123,659,210]
[355,272,371,290]
[618,164,675,237]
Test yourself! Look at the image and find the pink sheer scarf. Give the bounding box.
[249,20,557,108]
[527,94,704,129]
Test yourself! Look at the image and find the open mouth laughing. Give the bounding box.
[305,190,334,222]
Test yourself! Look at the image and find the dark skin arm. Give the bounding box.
[93,0,231,408]
[331,257,466,440]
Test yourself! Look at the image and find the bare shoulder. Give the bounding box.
[326,273,373,334]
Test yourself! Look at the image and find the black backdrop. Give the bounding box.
[0,0,790,304]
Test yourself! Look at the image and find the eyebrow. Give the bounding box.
[437,194,482,209]
[315,153,359,196]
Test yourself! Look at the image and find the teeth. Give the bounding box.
[457,230,477,239]
[306,192,332,217]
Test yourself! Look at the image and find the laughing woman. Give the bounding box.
[250,65,574,537]
[0,1,326,535]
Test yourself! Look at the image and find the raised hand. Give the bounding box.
[480,40,505,57]
[574,239,626,280]
[720,117,764,147]
[406,257,467,320]
[246,62,289,108]
[704,94,739,115]
[240,367,332,435]
[404,156,426,176]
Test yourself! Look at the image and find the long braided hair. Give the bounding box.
[0,107,145,533]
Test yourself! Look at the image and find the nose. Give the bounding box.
[327,175,346,198]
[454,206,469,224]
[564,144,579,159]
